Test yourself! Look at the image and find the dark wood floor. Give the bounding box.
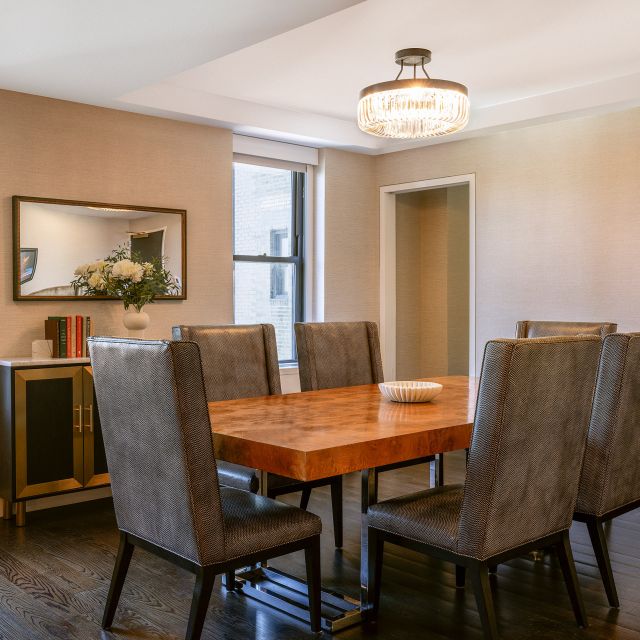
[1,451,639,639]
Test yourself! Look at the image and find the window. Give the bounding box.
[233,160,305,363]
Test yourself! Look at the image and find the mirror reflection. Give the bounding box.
[14,198,185,299]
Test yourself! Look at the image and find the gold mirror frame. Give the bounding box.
[13,195,187,301]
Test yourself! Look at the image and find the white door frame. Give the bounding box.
[380,173,476,380]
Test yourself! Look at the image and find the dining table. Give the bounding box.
[209,375,478,632]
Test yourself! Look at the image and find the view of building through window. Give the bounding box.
[233,161,303,362]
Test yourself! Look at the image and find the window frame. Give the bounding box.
[232,160,305,365]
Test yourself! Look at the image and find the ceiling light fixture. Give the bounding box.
[357,48,469,139]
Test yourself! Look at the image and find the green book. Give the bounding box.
[48,316,67,358]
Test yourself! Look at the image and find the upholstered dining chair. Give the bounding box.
[295,321,443,491]
[515,320,617,338]
[574,332,640,608]
[88,337,322,640]
[515,319,617,565]
[366,336,602,639]
[172,323,343,548]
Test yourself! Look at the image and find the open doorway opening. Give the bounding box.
[379,174,475,379]
[395,186,469,379]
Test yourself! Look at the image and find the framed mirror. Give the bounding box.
[13,196,186,301]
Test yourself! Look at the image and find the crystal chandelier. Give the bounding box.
[358,48,469,139]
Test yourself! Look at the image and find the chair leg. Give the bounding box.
[224,571,235,592]
[102,532,134,629]
[586,518,619,608]
[555,531,588,628]
[300,487,312,510]
[470,564,498,640]
[304,536,322,633]
[367,527,384,618]
[330,476,343,548]
[455,565,466,588]
[185,567,216,640]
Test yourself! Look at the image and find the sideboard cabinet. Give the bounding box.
[0,358,109,526]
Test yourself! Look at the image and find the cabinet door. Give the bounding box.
[15,367,84,499]
[82,367,110,487]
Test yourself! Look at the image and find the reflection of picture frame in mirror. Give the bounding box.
[12,195,187,301]
[20,248,38,284]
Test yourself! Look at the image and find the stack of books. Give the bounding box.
[44,316,92,358]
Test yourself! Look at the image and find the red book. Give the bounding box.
[66,316,72,358]
[75,315,83,358]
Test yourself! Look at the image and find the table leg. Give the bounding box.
[430,453,444,487]
[259,469,268,568]
[360,468,378,610]
[232,467,361,632]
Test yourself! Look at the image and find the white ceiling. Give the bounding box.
[0,0,361,104]
[3,0,640,153]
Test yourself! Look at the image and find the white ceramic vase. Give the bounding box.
[122,307,150,335]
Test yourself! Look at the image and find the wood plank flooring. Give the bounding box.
[0,451,639,639]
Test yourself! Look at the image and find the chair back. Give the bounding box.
[88,337,225,566]
[294,321,384,391]
[577,333,640,517]
[458,336,601,559]
[515,320,617,339]
[172,324,281,400]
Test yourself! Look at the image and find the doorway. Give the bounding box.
[379,174,475,379]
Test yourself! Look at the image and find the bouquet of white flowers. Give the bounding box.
[71,247,179,311]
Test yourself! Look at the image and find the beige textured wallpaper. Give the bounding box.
[4,88,639,381]
[0,90,233,356]
[320,148,378,323]
[378,108,640,371]
[447,184,470,374]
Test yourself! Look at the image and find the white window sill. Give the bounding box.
[279,365,299,376]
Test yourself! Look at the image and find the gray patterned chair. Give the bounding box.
[173,323,343,548]
[88,337,322,639]
[366,336,602,639]
[515,320,617,338]
[575,332,640,608]
[515,319,617,564]
[295,321,443,491]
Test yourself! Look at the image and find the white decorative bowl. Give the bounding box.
[378,381,443,403]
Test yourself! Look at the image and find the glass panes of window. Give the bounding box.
[232,161,304,364]
[233,164,293,256]
[234,261,295,361]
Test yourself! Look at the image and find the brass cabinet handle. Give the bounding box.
[73,405,83,433]
[84,404,94,433]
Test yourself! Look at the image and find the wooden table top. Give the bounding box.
[209,375,478,482]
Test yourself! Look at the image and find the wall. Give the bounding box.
[319,149,378,323]
[377,108,640,372]
[395,186,469,379]
[0,89,233,356]
[446,185,470,374]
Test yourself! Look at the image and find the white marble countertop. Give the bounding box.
[0,357,91,368]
